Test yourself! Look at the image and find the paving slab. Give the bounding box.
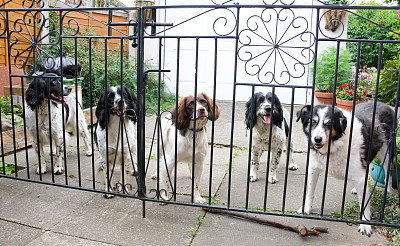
[0,219,41,246]
[26,232,114,246]
[0,178,96,229]
[52,196,201,246]
[194,211,387,246]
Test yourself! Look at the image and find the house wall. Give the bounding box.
[152,0,348,104]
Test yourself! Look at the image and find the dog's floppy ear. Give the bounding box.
[122,86,137,123]
[296,105,311,123]
[268,92,283,128]
[200,92,220,121]
[333,107,347,136]
[25,77,46,110]
[96,90,108,130]
[245,93,260,129]
[171,96,191,130]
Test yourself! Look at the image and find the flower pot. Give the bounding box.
[315,92,334,105]
[370,161,386,187]
[370,161,400,189]
[336,98,363,111]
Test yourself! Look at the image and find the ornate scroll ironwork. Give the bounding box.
[238,8,316,84]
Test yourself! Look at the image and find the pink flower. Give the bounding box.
[398,9,400,19]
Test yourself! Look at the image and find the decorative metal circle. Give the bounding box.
[238,8,315,84]
[9,11,60,74]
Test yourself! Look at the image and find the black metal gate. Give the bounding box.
[1,0,400,232]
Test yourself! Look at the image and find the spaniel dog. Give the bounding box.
[155,92,220,204]
[245,92,298,183]
[25,73,93,175]
[95,86,137,196]
[296,102,395,236]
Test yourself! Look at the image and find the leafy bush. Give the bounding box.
[377,55,400,106]
[44,13,174,110]
[347,1,400,68]
[312,46,354,92]
[0,97,23,117]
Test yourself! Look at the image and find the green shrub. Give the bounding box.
[313,46,354,92]
[42,18,174,111]
[377,55,400,106]
[0,97,23,118]
[347,1,400,68]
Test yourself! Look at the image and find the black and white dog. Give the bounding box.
[245,92,298,183]
[25,73,93,175]
[95,86,137,196]
[296,102,395,237]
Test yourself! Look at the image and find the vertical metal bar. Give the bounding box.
[392,70,400,203]
[136,6,147,211]
[208,37,218,205]
[263,86,275,210]
[157,38,162,200]
[245,86,255,210]
[60,10,68,185]
[105,37,110,193]
[120,38,125,191]
[5,11,18,177]
[227,6,240,208]
[20,77,30,179]
[191,37,199,203]
[75,38,82,187]
[340,41,362,218]
[281,87,295,213]
[320,41,341,216]
[89,37,96,190]
[47,74,55,183]
[173,38,181,201]
[300,7,318,214]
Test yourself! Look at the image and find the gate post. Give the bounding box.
[136,6,147,217]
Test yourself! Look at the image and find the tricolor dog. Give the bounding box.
[296,102,395,236]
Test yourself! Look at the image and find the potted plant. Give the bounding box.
[370,120,400,189]
[335,84,367,111]
[313,46,353,104]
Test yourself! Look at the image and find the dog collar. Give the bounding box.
[189,127,204,132]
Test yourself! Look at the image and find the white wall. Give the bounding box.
[146,0,348,104]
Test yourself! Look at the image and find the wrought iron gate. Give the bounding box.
[1,0,400,231]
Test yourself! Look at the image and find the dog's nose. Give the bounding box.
[265,106,271,113]
[67,86,72,93]
[199,107,205,113]
[314,136,322,143]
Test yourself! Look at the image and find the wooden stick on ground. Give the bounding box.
[203,208,328,237]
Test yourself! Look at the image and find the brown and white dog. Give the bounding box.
[296,102,395,237]
[154,92,220,203]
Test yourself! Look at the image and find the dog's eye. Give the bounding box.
[311,119,317,125]
[200,99,207,104]
[188,102,194,107]
[324,121,331,127]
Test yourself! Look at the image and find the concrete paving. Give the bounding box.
[0,101,390,245]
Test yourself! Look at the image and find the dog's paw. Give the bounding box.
[249,175,258,182]
[103,193,115,199]
[351,187,357,194]
[194,197,207,204]
[297,206,312,214]
[268,176,278,184]
[54,166,64,175]
[358,224,372,237]
[85,150,93,156]
[36,167,48,175]
[289,163,299,171]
